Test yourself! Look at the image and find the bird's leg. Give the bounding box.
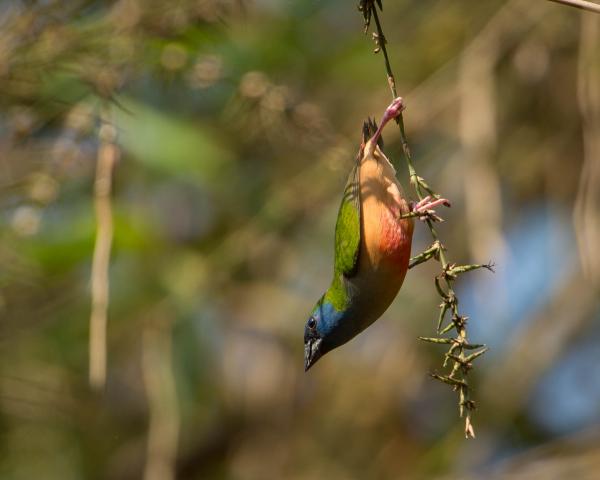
[402,195,451,222]
[366,97,405,156]
[413,196,450,213]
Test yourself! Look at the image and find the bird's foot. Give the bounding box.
[366,97,405,155]
[411,195,451,222]
[381,96,405,126]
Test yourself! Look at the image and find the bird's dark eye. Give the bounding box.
[308,317,316,330]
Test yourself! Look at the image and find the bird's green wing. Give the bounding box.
[333,119,380,278]
[334,160,361,278]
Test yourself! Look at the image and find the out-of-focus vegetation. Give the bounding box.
[0,0,599,479]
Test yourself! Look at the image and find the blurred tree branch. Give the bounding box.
[547,0,600,14]
[142,314,179,480]
[89,107,118,390]
[458,26,506,264]
[574,13,600,287]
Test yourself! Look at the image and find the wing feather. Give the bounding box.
[334,159,361,277]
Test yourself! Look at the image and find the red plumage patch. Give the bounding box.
[379,205,412,269]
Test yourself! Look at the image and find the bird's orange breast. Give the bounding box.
[346,142,414,329]
[359,144,413,274]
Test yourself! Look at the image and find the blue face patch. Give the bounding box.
[314,301,342,337]
[309,299,358,353]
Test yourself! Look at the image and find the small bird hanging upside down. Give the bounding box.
[304,97,449,371]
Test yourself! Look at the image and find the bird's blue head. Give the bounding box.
[304,296,353,371]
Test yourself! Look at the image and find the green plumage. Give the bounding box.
[334,163,361,277]
[325,120,383,312]
[324,161,361,312]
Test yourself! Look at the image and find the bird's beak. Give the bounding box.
[304,338,323,372]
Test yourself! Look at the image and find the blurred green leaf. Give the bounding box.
[115,98,233,184]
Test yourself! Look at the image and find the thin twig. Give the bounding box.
[360,1,492,438]
[546,0,600,14]
[89,106,118,390]
[143,315,180,480]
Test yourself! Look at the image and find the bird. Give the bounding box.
[304,97,448,371]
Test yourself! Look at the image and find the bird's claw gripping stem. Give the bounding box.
[366,97,405,156]
[380,96,405,124]
[410,195,451,222]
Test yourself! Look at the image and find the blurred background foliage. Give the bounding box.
[1,0,599,479]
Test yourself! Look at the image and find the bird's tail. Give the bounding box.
[362,117,384,149]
